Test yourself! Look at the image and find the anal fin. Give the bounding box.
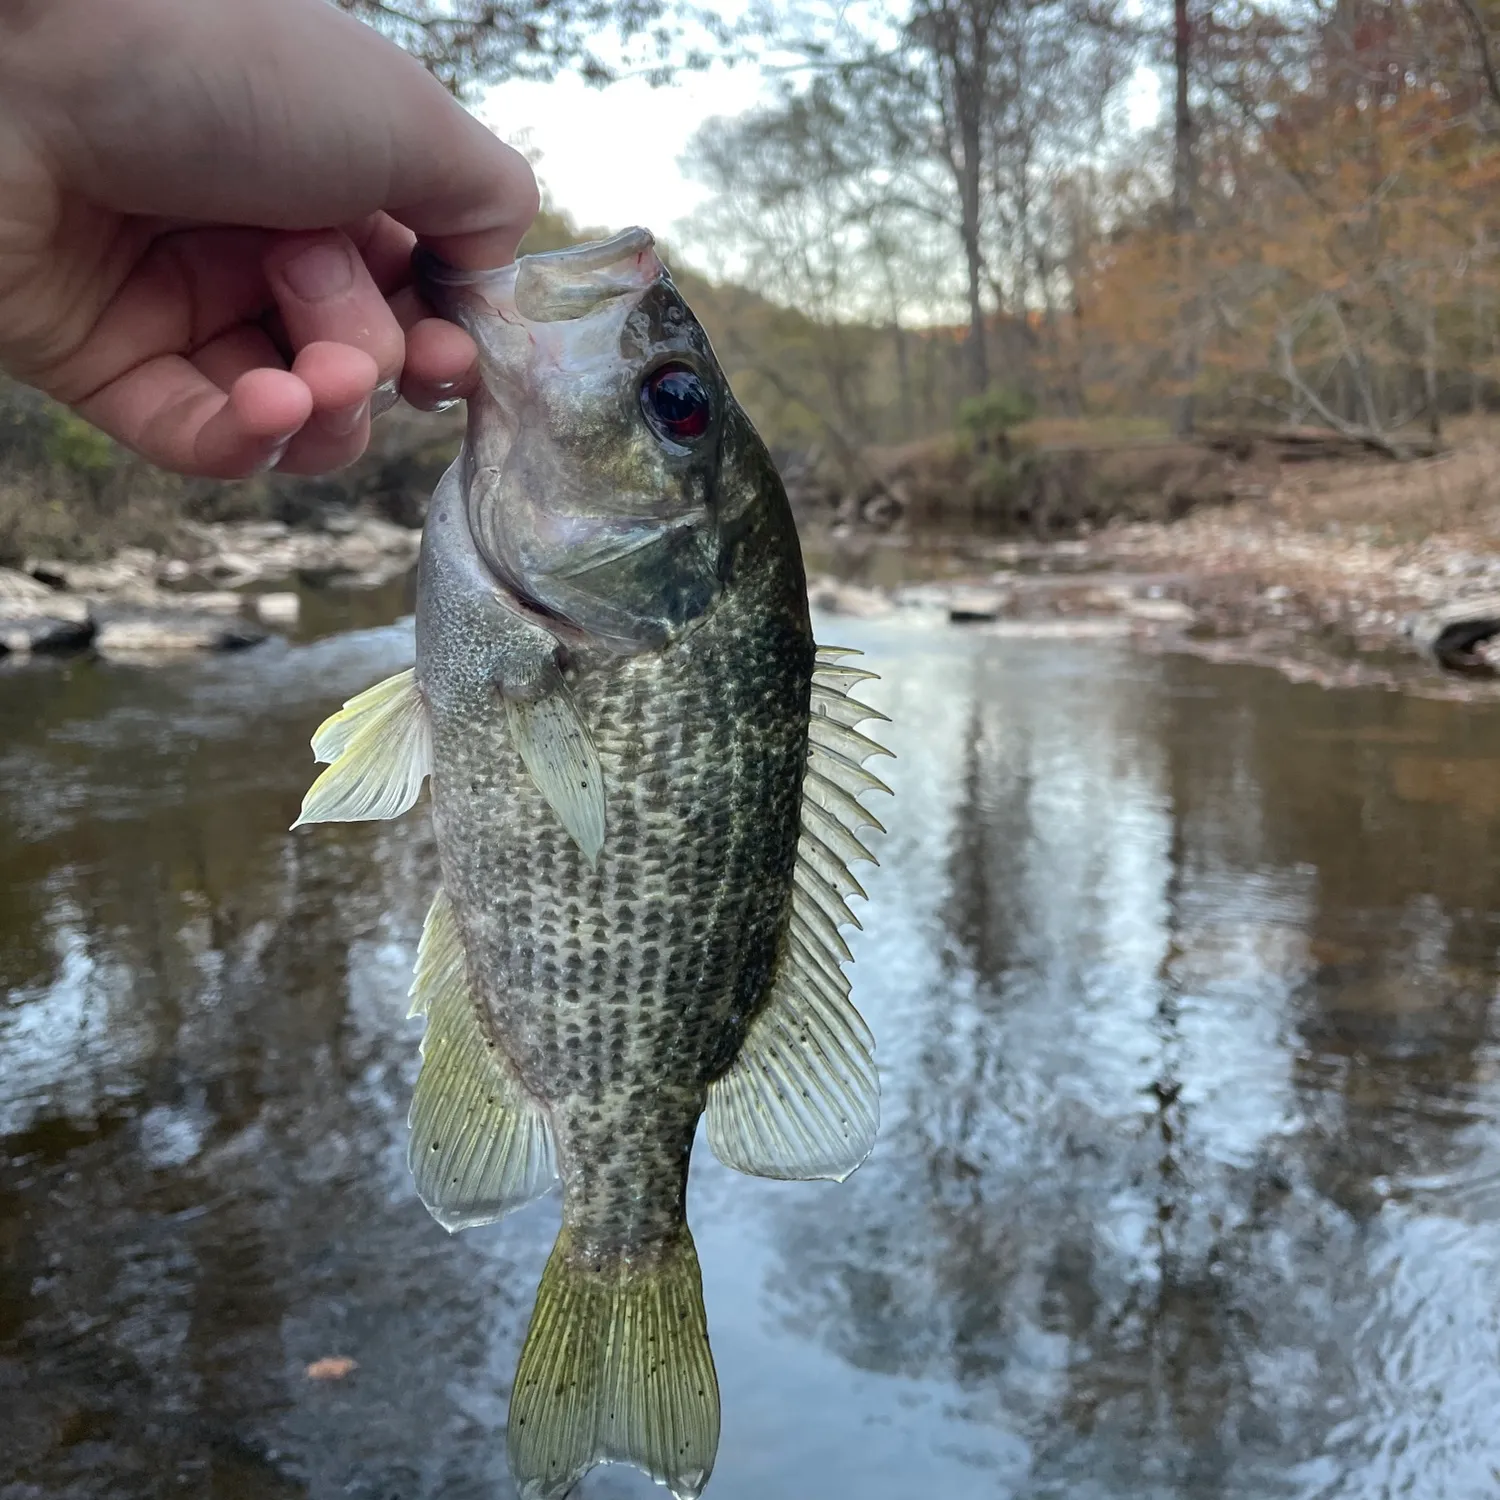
[407,888,557,1230]
[706,643,887,1183]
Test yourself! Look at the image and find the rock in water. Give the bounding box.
[94,612,267,657]
[0,567,94,655]
[1405,595,1500,675]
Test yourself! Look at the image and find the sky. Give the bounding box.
[481,63,1164,248]
[480,62,773,242]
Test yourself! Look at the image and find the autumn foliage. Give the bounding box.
[1079,0,1500,441]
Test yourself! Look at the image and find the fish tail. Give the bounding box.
[507,1223,720,1500]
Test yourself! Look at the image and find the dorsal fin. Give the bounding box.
[407,888,558,1230]
[706,645,890,1182]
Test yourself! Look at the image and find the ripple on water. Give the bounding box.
[5,614,1500,1497]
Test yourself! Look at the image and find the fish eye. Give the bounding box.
[641,363,712,445]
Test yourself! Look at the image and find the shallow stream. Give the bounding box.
[6,598,1500,1498]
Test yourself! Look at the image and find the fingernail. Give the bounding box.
[370,378,400,418]
[280,241,354,300]
[259,435,294,472]
[325,398,370,436]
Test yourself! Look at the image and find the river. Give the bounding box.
[5,591,1500,1499]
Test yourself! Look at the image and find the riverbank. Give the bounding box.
[805,419,1500,698]
[3,417,1496,687]
[0,515,418,658]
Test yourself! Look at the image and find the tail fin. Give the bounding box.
[507,1225,720,1500]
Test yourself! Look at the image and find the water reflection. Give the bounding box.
[5,617,1500,1498]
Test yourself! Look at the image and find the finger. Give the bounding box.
[270,341,379,476]
[191,323,288,393]
[394,297,478,410]
[345,213,420,297]
[77,359,311,478]
[265,230,406,400]
[40,228,277,407]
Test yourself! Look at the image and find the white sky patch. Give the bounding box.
[482,60,1165,252]
[1125,64,1163,131]
[480,63,771,241]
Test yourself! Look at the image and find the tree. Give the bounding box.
[690,0,1128,404]
[330,0,717,92]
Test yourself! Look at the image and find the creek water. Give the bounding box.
[5,592,1500,1499]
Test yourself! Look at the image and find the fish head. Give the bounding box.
[418,228,776,653]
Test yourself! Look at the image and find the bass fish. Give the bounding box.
[292,228,890,1500]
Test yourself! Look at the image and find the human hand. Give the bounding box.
[0,0,538,478]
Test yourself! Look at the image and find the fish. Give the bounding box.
[291,227,891,1500]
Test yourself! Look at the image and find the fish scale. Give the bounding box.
[429,567,810,1254]
[292,227,888,1500]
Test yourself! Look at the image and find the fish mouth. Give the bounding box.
[415,227,666,324]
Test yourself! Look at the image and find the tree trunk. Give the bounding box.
[958,26,989,398]
[1424,296,1442,442]
[961,156,989,395]
[892,321,914,442]
[1170,0,1198,437]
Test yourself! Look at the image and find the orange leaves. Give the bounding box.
[1078,32,1500,421]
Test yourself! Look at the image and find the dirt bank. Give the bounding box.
[808,420,1500,699]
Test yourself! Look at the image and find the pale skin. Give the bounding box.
[0,0,539,478]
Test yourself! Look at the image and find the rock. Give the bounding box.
[202,550,264,586]
[1126,597,1196,625]
[0,567,95,654]
[26,551,158,593]
[985,618,1135,640]
[891,582,1010,624]
[0,615,94,654]
[253,591,301,627]
[95,612,267,657]
[236,521,290,542]
[27,561,70,590]
[1404,594,1500,675]
[806,576,895,619]
[147,590,245,614]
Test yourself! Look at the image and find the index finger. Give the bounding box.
[77,358,313,478]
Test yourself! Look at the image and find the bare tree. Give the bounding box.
[330,0,720,91]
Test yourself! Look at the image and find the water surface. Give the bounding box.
[5,612,1500,1499]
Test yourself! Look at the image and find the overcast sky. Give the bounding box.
[482,62,1163,248]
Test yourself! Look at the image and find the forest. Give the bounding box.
[4,0,1500,558]
[668,0,1500,456]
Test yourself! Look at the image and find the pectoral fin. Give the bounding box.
[407,888,557,1231]
[706,645,890,1182]
[505,686,606,865]
[292,668,432,827]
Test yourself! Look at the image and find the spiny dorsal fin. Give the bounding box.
[508,1225,719,1500]
[705,644,889,1183]
[407,888,557,1231]
[505,686,606,865]
[292,668,432,827]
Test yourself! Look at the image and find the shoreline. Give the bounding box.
[4,444,1497,697]
[0,514,419,659]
